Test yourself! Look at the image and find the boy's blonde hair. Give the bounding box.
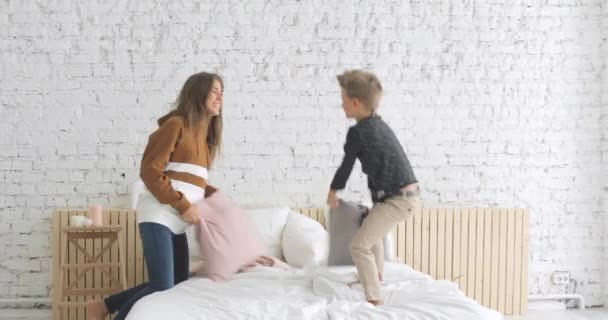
[337,70,383,111]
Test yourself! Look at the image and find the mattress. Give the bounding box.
[126,262,503,320]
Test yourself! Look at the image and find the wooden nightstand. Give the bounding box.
[55,226,127,317]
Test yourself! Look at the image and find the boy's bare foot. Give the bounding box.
[86,299,108,320]
[368,299,384,306]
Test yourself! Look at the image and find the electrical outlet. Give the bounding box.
[552,271,570,285]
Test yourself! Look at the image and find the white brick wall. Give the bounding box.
[1,0,606,307]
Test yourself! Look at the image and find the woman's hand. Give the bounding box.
[181,205,201,224]
[327,190,339,209]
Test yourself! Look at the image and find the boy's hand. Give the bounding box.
[327,190,339,209]
[181,205,201,224]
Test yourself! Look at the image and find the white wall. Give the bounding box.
[0,0,606,306]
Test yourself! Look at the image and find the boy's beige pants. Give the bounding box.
[349,193,422,301]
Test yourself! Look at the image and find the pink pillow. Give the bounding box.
[194,191,266,281]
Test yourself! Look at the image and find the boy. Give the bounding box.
[327,70,421,306]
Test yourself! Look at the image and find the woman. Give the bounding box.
[87,72,224,320]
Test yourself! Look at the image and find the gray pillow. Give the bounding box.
[327,200,395,266]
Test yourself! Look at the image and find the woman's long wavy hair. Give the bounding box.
[158,72,223,167]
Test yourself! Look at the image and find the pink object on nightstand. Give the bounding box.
[88,205,103,226]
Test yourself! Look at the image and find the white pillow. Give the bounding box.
[282,210,329,267]
[384,230,397,262]
[246,207,289,259]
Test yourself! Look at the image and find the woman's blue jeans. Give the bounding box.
[103,222,189,320]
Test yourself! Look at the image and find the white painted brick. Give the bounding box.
[28,245,48,258]
[0,160,11,170]
[0,270,17,283]
[66,197,88,208]
[31,222,51,233]
[11,223,33,234]
[44,197,67,207]
[2,259,41,272]
[18,272,49,287]
[8,285,48,297]
[11,160,32,171]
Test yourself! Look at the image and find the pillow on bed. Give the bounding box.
[195,191,266,281]
[281,210,329,267]
[327,200,396,266]
[246,207,289,260]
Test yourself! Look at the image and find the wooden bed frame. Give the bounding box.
[52,206,528,318]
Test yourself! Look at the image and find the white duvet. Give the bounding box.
[126,263,503,320]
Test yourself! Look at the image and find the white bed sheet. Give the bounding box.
[126,263,503,320]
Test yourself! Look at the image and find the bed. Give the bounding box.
[126,262,502,319]
[124,204,503,320]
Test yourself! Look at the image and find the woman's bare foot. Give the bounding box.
[86,299,108,320]
[368,299,384,306]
